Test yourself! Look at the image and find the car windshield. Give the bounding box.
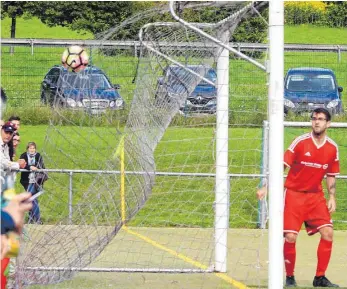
[60,73,112,89]
[167,66,216,86]
[286,73,336,92]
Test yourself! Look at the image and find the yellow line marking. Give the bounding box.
[116,135,248,289]
[123,226,250,289]
[114,135,126,223]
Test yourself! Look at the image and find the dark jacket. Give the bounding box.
[19,152,46,188]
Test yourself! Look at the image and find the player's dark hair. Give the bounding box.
[311,108,331,121]
[8,115,20,122]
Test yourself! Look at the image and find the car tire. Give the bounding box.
[41,92,48,105]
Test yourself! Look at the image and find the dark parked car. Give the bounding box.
[284,67,343,116]
[41,65,124,114]
[1,87,7,109]
[156,65,217,114]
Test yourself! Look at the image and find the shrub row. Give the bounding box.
[285,1,347,27]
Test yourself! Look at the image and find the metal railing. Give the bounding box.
[19,167,346,225]
[19,168,265,224]
[2,38,346,61]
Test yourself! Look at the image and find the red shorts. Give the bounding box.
[284,188,332,236]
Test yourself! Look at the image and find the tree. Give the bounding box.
[1,2,29,38]
[26,1,155,36]
[1,1,29,53]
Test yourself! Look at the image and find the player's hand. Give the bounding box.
[256,186,267,200]
[2,192,33,233]
[327,196,336,213]
[1,235,9,259]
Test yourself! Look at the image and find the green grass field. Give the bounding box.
[14,125,347,230]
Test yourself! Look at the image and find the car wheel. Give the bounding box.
[41,92,48,105]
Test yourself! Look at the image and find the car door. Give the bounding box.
[42,68,60,105]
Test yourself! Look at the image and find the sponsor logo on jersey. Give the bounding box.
[304,152,311,156]
[300,161,329,169]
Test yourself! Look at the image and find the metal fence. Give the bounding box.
[1,39,347,108]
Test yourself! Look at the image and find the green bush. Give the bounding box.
[284,1,347,28]
[285,1,327,26]
[325,2,347,28]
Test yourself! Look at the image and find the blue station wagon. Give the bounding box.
[284,67,344,116]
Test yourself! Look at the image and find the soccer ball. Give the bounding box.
[61,45,89,72]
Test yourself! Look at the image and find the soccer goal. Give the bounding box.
[12,2,288,289]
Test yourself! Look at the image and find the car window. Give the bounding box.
[200,69,217,86]
[167,66,216,86]
[286,73,335,92]
[59,73,112,89]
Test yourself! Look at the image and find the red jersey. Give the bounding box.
[284,132,340,192]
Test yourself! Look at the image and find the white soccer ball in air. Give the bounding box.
[61,45,89,72]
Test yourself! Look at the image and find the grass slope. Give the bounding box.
[1,17,346,44]
[285,24,347,44]
[1,16,93,39]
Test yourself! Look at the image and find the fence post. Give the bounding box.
[337,45,341,63]
[69,172,73,224]
[258,120,269,229]
[30,39,34,55]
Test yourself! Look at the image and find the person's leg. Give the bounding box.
[305,193,338,287]
[27,183,38,223]
[30,199,41,223]
[283,189,304,279]
[284,232,298,277]
[316,226,333,277]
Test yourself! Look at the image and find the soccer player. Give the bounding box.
[257,108,340,288]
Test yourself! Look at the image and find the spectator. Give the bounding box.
[19,142,47,224]
[11,132,20,160]
[7,116,20,132]
[8,116,20,162]
[0,122,26,176]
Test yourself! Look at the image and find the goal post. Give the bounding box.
[268,1,285,288]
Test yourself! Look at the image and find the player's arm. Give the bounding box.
[326,145,340,213]
[326,176,337,213]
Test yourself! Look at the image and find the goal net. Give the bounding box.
[12,3,269,288]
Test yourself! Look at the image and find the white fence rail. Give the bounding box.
[2,38,346,61]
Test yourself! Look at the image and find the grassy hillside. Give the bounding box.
[1,16,93,39]
[1,17,346,45]
[285,24,347,44]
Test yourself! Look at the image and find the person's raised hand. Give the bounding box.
[2,192,33,233]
